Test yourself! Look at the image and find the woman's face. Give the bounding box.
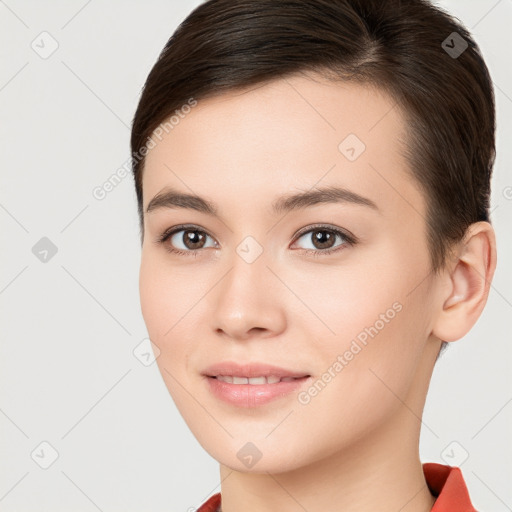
[139,74,443,473]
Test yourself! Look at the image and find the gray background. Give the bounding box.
[0,1,511,510]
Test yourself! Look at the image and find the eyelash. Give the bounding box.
[155,223,357,259]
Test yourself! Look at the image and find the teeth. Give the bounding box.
[217,375,234,383]
[247,376,266,385]
[215,375,295,384]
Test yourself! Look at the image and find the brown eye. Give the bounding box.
[310,229,337,250]
[159,226,217,255]
[180,230,207,250]
[292,225,355,256]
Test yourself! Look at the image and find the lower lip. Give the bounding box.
[205,376,311,407]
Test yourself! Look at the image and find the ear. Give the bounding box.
[432,221,497,342]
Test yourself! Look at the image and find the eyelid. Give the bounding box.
[292,223,357,245]
[156,223,216,243]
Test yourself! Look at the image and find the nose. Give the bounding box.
[211,250,287,341]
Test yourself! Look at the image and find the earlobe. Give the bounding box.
[432,221,497,343]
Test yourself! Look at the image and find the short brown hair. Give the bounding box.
[131,0,495,283]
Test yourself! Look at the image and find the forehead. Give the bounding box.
[142,73,424,220]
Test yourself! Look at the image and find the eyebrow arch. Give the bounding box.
[145,185,379,216]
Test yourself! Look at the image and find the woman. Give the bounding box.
[130,1,497,510]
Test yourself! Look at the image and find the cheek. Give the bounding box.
[139,255,167,337]
[139,252,199,337]
[138,255,188,376]
[139,257,195,411]
[291,248,430,411]
[293,308,423,458]
[139,252,208,379]
[283,252,406,350]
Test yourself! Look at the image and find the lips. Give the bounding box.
[202,361,310,381]
[203,362,312,407]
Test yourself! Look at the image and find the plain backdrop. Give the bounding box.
[1,1,511,510]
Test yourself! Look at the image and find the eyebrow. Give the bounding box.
[145,185,379,216]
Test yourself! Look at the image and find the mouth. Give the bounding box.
[208,375,310,384]
[202,361,310,380]
[202,362,312,407]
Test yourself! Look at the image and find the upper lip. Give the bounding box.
[202,361,310,379]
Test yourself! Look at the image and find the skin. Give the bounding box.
[139,73,496,512]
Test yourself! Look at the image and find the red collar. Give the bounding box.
[424,463,477,511]
[197,463,476,512]
[197,491,221,512]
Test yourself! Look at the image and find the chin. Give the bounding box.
[196,433,316,475]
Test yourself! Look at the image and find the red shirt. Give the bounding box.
[196,463,477,512]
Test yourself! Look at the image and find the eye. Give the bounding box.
[156,224,217,256]
[291,225,356,256]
